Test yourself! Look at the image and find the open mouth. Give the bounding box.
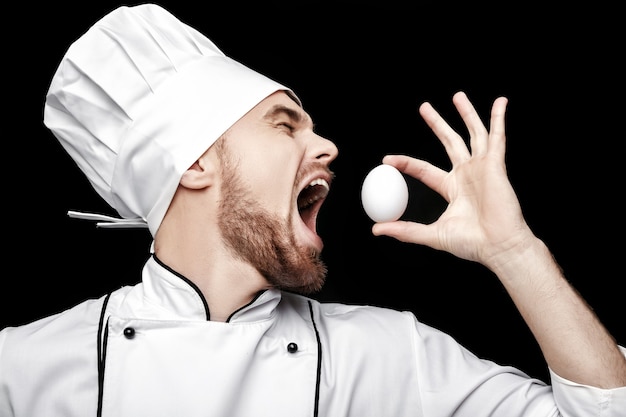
[297,178,330,232]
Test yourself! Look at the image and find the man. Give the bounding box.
[1,4,624,416]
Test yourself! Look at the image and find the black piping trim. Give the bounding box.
[153,253,211,320]
[225,289,267,323]
[96,293,111,417]
[308,300,322,417]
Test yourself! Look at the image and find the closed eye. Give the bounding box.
[278,122,295,133]
[264,104,312,136]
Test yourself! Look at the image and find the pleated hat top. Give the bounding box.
[44,3,297,236]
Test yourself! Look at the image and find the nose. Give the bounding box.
[311,133,339,165]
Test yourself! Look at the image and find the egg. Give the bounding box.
[361,164,409,222]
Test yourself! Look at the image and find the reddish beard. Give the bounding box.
[215,137,327,294]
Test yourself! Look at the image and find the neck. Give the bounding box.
[153,182,272,321]
[153,226,270,322]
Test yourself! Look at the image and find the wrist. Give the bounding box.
[486,232,556,284]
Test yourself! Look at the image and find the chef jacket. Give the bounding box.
[1,254,625,416]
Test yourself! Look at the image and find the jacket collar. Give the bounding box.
[136,255,282,322]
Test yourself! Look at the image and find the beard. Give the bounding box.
[214,137,327,295]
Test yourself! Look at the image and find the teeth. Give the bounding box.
[308,178,329,189]
[298,178,330,210]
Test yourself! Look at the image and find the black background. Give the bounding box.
[3,1,624,383]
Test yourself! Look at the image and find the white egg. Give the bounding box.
[361,164,409,222]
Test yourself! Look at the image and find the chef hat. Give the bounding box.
[44,3,298,237]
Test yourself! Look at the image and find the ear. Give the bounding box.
[180,152,216,190]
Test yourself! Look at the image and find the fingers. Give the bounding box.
[487,96,508,158]
[372,220,441,249]
[452,91,489,156]
[382,154,449,201]
[418,100,470,165]
[420,91,508,160]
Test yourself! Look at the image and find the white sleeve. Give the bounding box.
[549,346,626,417]
[411,314,626,416]
[0,328,15,417]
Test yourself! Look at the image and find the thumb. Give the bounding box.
[372,221,439,249]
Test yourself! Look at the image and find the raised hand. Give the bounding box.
[372,91,533,268]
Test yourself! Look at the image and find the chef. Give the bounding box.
[1,4,624,416]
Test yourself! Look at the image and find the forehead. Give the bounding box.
[253,91,312,125]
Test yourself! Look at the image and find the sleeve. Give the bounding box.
[0,298,106,417]
[549,346,626,417]
[0,327,15,417]
[410,313,626,417]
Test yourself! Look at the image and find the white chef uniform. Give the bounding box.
[1,255,624,416]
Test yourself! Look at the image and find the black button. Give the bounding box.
[287,342,298,353]
[123,327,136,339]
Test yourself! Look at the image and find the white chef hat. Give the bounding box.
[44,3,298,237]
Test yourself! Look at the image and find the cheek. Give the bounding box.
[243,148,300,212]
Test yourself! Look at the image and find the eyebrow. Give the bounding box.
[263,104,314,129]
